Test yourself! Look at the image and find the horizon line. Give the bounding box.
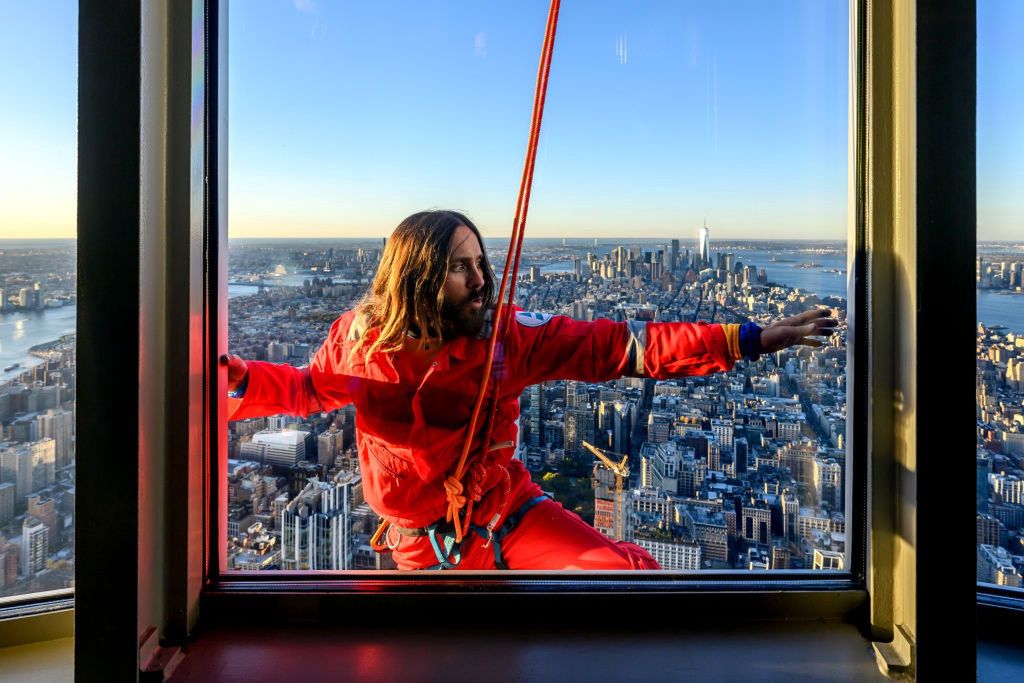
[0,235,1021,243]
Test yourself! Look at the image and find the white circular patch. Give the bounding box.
[515,311,553,327]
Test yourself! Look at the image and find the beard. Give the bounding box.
[441,290,486,339]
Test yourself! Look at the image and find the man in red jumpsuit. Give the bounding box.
[224,210,837,570]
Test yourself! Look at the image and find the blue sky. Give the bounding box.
[0,1,1020,240]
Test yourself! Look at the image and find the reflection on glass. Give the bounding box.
[976,0,1024,589]
[227,1,849,572]
[0,2,78,600]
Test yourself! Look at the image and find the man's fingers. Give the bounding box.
[795,308,835,324]
[774,308,831,328]
[796,322,821,338]
[777,309,839,332]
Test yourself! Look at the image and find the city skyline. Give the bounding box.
[1,1,1021,240]
[1,232,1023,595]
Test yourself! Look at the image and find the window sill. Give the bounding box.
[0,636,73,683]
[168,620,887,682]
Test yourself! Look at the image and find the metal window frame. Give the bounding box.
[199,0,870,622]
[48,0,1009,679]
[53,0,1004,677]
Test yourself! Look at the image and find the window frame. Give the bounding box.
[59,0,1005,677]
[201,0,869,614]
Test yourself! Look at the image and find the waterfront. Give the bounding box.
[6,242,1023,381]
[0,306,76,381]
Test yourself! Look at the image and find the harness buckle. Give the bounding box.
[481,513,501,549]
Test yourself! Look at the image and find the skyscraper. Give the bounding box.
[527,383,545,448]
[280,473,361,571]
[564,405,595,460]
[734,437,749,475]
[698,221,710,268]
[317,427,342,468]
[37,409,74,469]
[30,439,56,491]
[0,444,33,513]
[21,516,49,576]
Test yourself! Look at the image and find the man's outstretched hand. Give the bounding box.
[220,353,249,393]
[759,308,838,353]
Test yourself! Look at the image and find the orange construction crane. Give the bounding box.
[582,440,629,541]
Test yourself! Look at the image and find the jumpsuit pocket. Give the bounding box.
[367,442,414,484]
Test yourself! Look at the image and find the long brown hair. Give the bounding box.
[352,210,495,359]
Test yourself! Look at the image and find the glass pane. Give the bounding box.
[227,1,849,572]
[0,2,78,599]
[977,0,1024,590]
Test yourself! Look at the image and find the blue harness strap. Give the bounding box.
[425,524,461,570]
[421,495,550,570]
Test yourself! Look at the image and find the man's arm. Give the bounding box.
[224,359,334,420]
[223,316,356,420]
[509,307,836,387]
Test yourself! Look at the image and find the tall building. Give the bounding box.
[0,482,14,525]
[647,411,674,443]
[778,442,818,487]
[280,473,362,571]
[564,406,595,460]
[781,489,800,542]
[711,418,734,448]
[989,472,1024,505]
[698,222,710,268]
[27,494,59,552]
[734,437,749,475]
[317,427,342,468]
[814,457,844,509]
[977,451,993,510]
[742,504,771,544]
[0,443,33,513]
[36,409,74,469]
[0,539,19,588]
[527,383,545,448]
[670,239,680,271]
[21,516,49,576]
[611,401,634,455]
[30,438,56,491]
[977,513,1006,548]
[639,440,682,495]
[566,381,589,409]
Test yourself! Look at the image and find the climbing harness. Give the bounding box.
[424,494,551,570]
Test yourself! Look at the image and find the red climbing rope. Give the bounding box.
[444,0,562,543]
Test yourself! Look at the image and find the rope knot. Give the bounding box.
[444,475,467,508]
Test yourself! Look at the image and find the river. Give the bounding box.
[0,306,76,382]
[4,257,1022,380]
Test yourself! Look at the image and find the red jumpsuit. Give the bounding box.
[229,306,744,570]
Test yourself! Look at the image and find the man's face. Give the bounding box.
[442,224,487,338]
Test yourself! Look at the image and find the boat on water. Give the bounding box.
[4,363,20,372]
